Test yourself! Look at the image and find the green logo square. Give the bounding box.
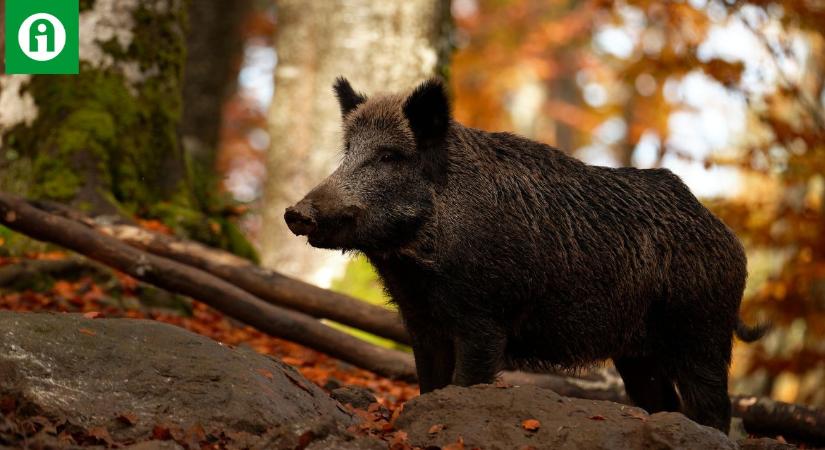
[5,0,79,74]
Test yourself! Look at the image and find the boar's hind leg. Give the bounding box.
[614,356,680,414]
[674,363,732,434]
[452,321,507,387]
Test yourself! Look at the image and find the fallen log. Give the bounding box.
[0,192,416,381]
[29,199,411,345]
[733,395,825,446]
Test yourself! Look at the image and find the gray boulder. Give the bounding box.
[395,384,738,450]
[0,311,353,447]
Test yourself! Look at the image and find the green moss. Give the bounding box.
[32,158,82,200]
[0,0,254,259]
[0,225,51,257]
[2,0,188,209]
[219,219,260,263]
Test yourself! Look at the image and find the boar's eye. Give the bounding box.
[377,147,405,164]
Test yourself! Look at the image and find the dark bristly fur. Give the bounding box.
[284,77,768,434]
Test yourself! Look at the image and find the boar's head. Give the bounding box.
[284,77,450,251]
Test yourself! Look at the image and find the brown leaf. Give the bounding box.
[117,412,138,426]
[522,419,541,431]
[152,425,172,440]
[390,430,408,444]
[256,368,274,379]
[494,378,512,388]
[443,435,465,450]
[0,395,16,414]
[622,408,648,422]
[297,430,315,449]
[78,328,96,336]
[83,311,103,319]
[428,423,445,434]
[701,59,745,86]
[589,415,606,421]
[87,426,113,444]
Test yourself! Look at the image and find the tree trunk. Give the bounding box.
[180,0,251,191]
[0,0,189,216]
[0,0,256,257]
[260,0,452,285]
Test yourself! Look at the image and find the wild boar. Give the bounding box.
[284,77,767,433]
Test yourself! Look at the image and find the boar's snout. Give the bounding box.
[284,201,317,236]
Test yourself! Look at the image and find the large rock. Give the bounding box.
[395,384,738,450]
[0,311,353,446]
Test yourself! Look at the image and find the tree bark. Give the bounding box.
[0,192,416,381]
[260,0,452,285]
[180,0,251,186]
[0,0,189,215]
[733,395,825,446]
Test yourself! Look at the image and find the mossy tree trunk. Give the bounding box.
[0,0,188,216]
[0,0,255,259]
[260,0,453,285]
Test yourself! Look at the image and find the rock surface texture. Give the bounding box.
[395,384,741,450]
[0,311,353,447]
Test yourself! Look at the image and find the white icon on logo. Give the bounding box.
[18,13,66,62]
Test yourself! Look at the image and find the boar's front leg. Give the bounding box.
[410,333,455,394]
[452,319,507,386]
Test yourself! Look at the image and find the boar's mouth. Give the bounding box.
[305,221,357,250]
[284,203,360,250]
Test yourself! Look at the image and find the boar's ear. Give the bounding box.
[333,77,367,117]
[403,78,450,147]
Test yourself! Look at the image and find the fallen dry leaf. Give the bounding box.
[443,435,465,450]
[78,328,96,336]
[621,408,648,421]
[589,415,606,421]
[522,419,541,431]
[117,412,138,426]
[428,423,445,434]
[256,368,274,379]
[87,426,113,444]
[83,311,103,319]
[390,430,408,444]
[152,425,172,440]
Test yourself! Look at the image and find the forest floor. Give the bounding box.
[0,251,421,448]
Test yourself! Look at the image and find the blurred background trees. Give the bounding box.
[258,0,452,285]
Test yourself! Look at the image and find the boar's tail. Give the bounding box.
[734,318,771,343]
